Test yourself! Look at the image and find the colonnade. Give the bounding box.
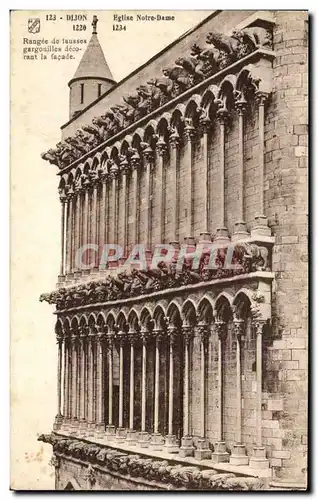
[58,88,270,278]
[54,310,269,467]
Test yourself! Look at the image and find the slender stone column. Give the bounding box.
[70,334,78,431]
[139,332,150,447]
[66,192,74,275]
[73,189,81,272]
[53,336,63,430]
[109,161,119,251]
[116,332,127,441]
[184,119,195,244]
[81,186,89,271]
[58,195,66,278]
[233,97,249,240]
[119,156,129,258]
[91,183,99,270]
[212,321,229,463]
[79,332,87,431]
[99,176,107,265]
[169,127,180,246]
[252,92,271,236]
[156,139,166,244]
[180,326,194,457]
[250,320,269,468]
[131,150,140,245]
[126,331,138,445]
[150,330,165,450]
[194,325,211,460]
[70,189,76,274]
[143,147,154,252]
[95,331,106,436]
[76,338,81,421]
[106,333,115,438]
[199,111,212,242]
[164,326,179,453]
[215,109,230,243]
[230,319,248,465]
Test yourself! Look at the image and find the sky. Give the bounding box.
[10,9,211,490]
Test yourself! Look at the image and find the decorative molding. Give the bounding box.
[40,242,270,311]
[38,433,264,490]
[41,27,273,172]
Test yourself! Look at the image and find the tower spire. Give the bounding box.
[92,15,98,35]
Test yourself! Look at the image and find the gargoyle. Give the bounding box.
[41,149,61,168]
[162,66,192,95]
[123,92,142,121]
[148,77,173,104]
[175,55,204,84]
[206,31,240,68]
[191,43,219,77]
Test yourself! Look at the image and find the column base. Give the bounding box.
[138,431,150,448]
[211,441,230,463]
[251,214,271,237]
[87,421,95,437]
[164,434,179,454]
[116,427,127,442]
[231,221,249,242]
[53,414,63,431]
[61,417,71,432]
[230,443,249,465]
[150,432,165,451]
[179,436,194,457]
[194,437,211,460]
[95,423,106,438]
[214,227,230,244]
[249,446,269,469]
[169,241,180,248]
[126,429,138,446]
[57,274,65,283]
[105,424,116,440]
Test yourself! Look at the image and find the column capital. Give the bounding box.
[235,93,248,115]
[127,330,138,346]
[109,160,119,179]
[153,328,164,344]
[198,107,211,133]
[182,325,194,345]
[253,319,266,336]
[156,138,167,157]
[216,107,229,125]
[197,323,209,345]
[255,90,270,106]
[119,154,130,175]
[58,190,67,204]
[184,118,195,141]
[56,334,63,345]
[233,318,245,340]
[141,330,151,345]
[169,126,180,148]
[115,331,127,347]
[142,145,154,164]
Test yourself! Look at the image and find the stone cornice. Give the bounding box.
[54,47,275,176]
[51,272,274,315]
[38,433,264,490]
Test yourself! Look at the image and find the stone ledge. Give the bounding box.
[39,432,266,490]
[52,271,275,314]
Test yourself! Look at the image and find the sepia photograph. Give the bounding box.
[10,9,308,491]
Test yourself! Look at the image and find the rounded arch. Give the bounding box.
[182,299,197,326]
[215,292,233,322]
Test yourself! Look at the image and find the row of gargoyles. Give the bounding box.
[39,244,268,310]
[41,26,272,170]
[38,434,264,490]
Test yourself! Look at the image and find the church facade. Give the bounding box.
[39,10,308,491]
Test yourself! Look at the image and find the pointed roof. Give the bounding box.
[68,16,115,86]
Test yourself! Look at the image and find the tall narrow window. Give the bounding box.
[98,83,102,98]
[80,83,84,104]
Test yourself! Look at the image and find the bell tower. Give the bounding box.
[68,15,116,119]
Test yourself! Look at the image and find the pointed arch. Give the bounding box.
[182,299,197,325]
[197,296,214,324]
[215,292,233,322]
